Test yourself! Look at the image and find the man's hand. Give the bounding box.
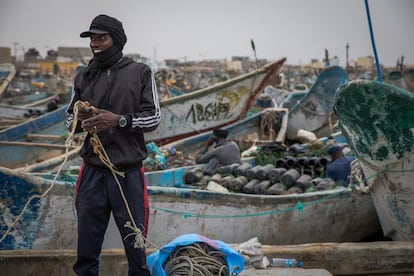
[81,107,119,134]
[77,101,95,121]
[207,136,216,147]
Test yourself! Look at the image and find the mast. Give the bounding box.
[346,43,349,68]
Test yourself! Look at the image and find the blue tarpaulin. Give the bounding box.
[147,233,244,276]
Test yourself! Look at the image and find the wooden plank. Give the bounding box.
[0,140,73,150]
[262,241,414,275]
[17,146,81,172]
[25,133,66,142]
[0,241,413,275]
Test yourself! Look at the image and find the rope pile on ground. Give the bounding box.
[163,242,234,276]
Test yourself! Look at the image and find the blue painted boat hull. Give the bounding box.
[0,105,67,141]
[0,105,70,169]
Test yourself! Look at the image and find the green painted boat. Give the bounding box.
[333,79,414,241]
[403,67,414,92]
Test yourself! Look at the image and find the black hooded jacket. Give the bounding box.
[65,57,161,171]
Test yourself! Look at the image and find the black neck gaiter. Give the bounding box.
[80,45,123,99]
[92,45,122,69]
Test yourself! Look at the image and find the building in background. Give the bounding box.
[37,47,91,79]
[0,47,12,63]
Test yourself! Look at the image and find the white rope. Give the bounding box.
[348,159,370,192]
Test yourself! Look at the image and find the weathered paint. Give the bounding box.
[144,58,286,145]
[0,170,46,249]
[403,68,414,92]
[334,79,414,241]
[0,104,67,141]
[6,91,52,105]
[0,166,380,250]
[17,108,288,174]
[281,91,307,110]
[145,165,189,187]
[159,107,289,162]
[0,105,68,169]
[2,242,414,275]
[334,80,414,163]
[387,70,407,90]
[286,66,349,140]
[0,63,16,97]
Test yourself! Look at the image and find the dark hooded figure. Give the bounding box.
[65,14,160,276]
[195,128,242,175]
[326,145,355,187]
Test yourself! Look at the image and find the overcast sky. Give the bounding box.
[1,0,413,67]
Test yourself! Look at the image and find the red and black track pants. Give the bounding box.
[73,163,150,276]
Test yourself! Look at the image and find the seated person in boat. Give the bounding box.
[195,128,242,175]
[326,145,355,187]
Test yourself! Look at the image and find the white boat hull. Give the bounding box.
[0,167,380,250]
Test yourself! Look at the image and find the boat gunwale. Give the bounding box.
[159,58,286,105]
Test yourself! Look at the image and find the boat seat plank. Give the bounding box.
[0,140,73,149]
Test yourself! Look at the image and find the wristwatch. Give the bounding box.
[118,115,128,128]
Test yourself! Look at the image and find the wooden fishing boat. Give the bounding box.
[386,69,407,90]
[281,90,307,110]
[0,104,45,130]
[0,63,16,100]
[13,107,288,174]
[0,165,380,250]
[403,67,414,92]
[157,107,289,169]
[144,57,286,145]
[0,104,84,170]
[0,73,73,130]
[166,83,192,97]
[286,66,348,140]
[2,70,50,105]
[333,79,414,241]
[39,73,73,104]
[3,90,52,106]
[250,86,291,112]
[5,73,72,106]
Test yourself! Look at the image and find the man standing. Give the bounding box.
[195,128,242,175]
[65,14,160,275]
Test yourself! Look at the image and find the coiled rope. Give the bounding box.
[349,151,414,193]
[259,110,281,140]
[349,159,370,192]
[163,242,238,276]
